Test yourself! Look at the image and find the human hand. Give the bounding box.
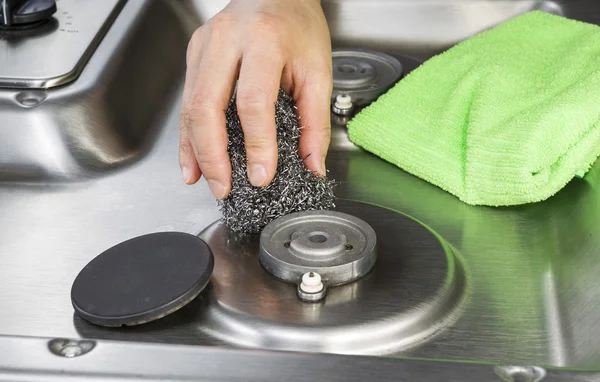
[179,0,333,199]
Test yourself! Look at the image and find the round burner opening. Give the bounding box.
[309,233,328,243]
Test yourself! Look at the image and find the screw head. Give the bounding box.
[48,339,96,358]
[494,366,547,382]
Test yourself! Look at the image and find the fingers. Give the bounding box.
[179,30,204,185]
[179,118,201,185]
[181,19,240,199]
[236,47,284,187]
[180,1,332,201]
[296,66,333,176]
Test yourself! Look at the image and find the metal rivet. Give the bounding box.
[15,91,46,108]
[494,366,547,382]
[48,339,96,358]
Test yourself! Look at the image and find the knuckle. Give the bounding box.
[245,134,274,153]
[195,150,227,172]
[236,88,271,117]
[250,15,284,54]
[308,125,331,146]
[181,98,220,132]
[179,110,191,132]
[186,46,194,67]
[321,126,332,144]
[209,12,236,30]
[304,123,331,147]
[251,14,280,36]
[191,26,204,41]
[179,139,194,155]
[204,13,236,45]
[314,124,331,139]
[187,96,220,117]
[186,28,203,64]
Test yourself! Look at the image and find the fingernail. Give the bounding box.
[321,158,327,176]
[248,164,267,187]
[207,179,228,199]
[182,164,192,184]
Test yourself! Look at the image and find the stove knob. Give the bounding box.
[0,0,57,28]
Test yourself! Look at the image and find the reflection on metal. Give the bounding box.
[543,270,568,367]
[332,48,403,105]
[197,200,466,355]
[47,338,96,358]
[323,0,565,61]
[3,335,597,382]
[0,0,125,89]
[535,1,563,16]
[0,0,192,182]
[494,366,547,382]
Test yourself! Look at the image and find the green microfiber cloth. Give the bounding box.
[347,10,600,206]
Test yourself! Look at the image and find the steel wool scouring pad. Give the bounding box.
[218,89,336,234]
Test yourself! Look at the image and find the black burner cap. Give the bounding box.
[71,232,214,327]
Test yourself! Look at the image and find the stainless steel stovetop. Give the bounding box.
[2,0,600,380]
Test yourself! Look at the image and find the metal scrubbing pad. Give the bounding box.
[218,89,336,234]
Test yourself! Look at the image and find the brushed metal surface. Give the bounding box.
[2,335,600,382]
[331,48,404,105]
[0,0,125,89]
[0,0,191,182]
[1,0,600,375]
[192,199,465,355]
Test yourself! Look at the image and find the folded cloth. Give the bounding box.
[347,10,600,206]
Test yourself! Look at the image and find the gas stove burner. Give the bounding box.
[332,48,404,106]
[259,210,377,301]
[197,199,467,356]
